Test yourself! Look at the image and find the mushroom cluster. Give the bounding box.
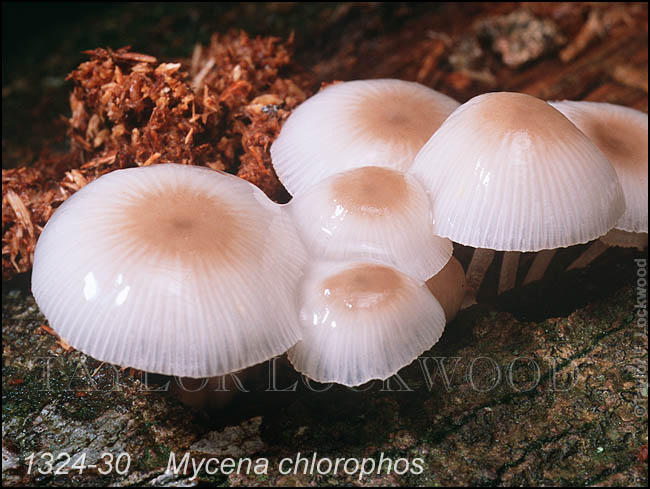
[31,79,647,393]
[271,81,645,382]
[410,92,629,302]
[551,101,648,271]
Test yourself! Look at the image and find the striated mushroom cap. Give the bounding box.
[288,261,446,387]
[550,100,648,235]
[32,164,307,378]
[271,79,460,196]
[287,166,452,281]
[410,92,625,251]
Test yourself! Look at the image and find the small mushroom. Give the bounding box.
[547,101,648,271]
[271,78,460,196]
[409,92,625,303]
[286,166,452,281]
[31,164,308,379]
[287,261,446,387]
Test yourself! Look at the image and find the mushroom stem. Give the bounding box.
[523,249,557,285]
[498,251,520,294]
[601,229,648,250]
[170,372,250,410]
[566,240,609,271]
[463,248,495,307]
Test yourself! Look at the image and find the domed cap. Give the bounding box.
[287,261,446,386]
[287,166,452,281]
[410,92,625,251]
[271,79,460,196]
[32,164,308,378]
[549,100,647,234]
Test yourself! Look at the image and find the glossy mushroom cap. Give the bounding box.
[287,166,453,281]
[549,101,648,235]
[32,164,307,378]
[271,79,460,196]
[410,92,626,251]
[287,261,446,387]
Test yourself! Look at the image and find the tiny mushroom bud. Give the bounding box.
[288,261,446,387]
[410,92,625,302]
[271,78,460,196]
[426,256,466,322]
[287,166,453,281]
[31,164,308,378]
[548,101,648,270]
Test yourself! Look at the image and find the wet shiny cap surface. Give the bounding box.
[410,92,626,251]
[288,261,446,386]
[31,164,308,377]
[287,166,452,281]
[271,78,460,196]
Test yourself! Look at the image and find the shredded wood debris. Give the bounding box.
[2,167,66,280]
[4,4,647,282]
[35,324,75,353]
[560,3,640,63]
[612,64,649,94]
[2,32,312,280]
[474,8,566,69]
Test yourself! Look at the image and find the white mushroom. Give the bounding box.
[548,101,648,271]
[409,92,625,303]
[288,261,446,387]
[286,166,452,281]
[32,164,307,378]
[271,79,460,196]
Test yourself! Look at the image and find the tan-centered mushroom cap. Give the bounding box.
[410,92,626,251]
[287,166,452,281]
[31,164,308,378]
[287,261,446,387]
[549,100,648,234]
[271,79,460,196]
